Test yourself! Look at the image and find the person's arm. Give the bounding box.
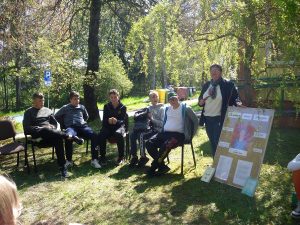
[23,109,39,134]
[287,153,300,171]
[151,107,164,128]
[82,105,89,121]
[198,82,209,106]
[186,107,199,136]
[116,105,127,126]
[49,114,58,129]
[54,106,65,122]
[102,104,110,127]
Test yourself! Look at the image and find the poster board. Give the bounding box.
[212,107,274,189]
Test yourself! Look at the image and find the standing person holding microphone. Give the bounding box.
[198,64,240,158]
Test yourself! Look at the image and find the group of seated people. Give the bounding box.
[23,88,199,178]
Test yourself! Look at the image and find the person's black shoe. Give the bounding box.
[291,203,300,219]
[129,156,138,168]
[116,157,125,165]
[100,156,107,166]
[73,136,84,145]
[146,168,158,177]
[137,157,149,167]
[157,164,171,175]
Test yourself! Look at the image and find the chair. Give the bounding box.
[0,120,29,173]
[24,132,56,172]
[166,128,197,175]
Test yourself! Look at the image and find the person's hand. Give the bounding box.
[108,118,113,124]
[111,117,117,125]
[148,112,153,120]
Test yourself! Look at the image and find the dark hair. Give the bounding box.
[32,92,44,100]
[210,64,222,72]
[69,91,80,100]
[108,89,119,96]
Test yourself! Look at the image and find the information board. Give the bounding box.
[212,106,274,189]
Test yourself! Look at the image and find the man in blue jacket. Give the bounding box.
[145,92,198,176]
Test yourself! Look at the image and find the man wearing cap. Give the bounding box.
[145,91,199,176]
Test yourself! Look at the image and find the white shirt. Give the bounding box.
[163,104,184,133]
[203,84,222,117]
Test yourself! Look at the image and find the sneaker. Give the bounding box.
[157,164,171,175]
[73,136,84,145]
[129,156,138,168]
[137,157,149,167]
[91,159,102,169]
[64,160,73,169]
[60,167,69,178]
[116,157,125,165]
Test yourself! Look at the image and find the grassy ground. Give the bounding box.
[98,96,149,112]
[1,125,299,225]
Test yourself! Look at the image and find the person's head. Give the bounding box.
[168,92,179,108]
[210,64,223,81]
[108,89,120,105]
[32,92,44,109]
[149,90,159,106]
[0,175,21,225]
[69,91,80,107]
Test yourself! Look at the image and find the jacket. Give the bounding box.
[199,78,239,126]
[162,103,199,142]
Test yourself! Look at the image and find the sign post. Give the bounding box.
[44,70,51,108]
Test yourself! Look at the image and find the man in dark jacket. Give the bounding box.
[97,89,127,165]
[55,91,100,169]
[23,92,83,178]
[198,64,240,157]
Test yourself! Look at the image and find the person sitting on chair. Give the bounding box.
[97,89,127,165]
[23,92,83,177]
[145,92,199,176]
[55,91,101,169]
[129,90,164,168]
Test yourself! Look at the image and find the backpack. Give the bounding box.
[133,108,150,131]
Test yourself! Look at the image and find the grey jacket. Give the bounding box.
[163,103,199,142]
[55,104,88,128]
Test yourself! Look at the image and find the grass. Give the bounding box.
[1,125,300,224]
[97,96,149,112]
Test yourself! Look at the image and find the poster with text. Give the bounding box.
[213,107,274,189]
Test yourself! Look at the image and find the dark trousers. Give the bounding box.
[65,125,98,160]
[130,129,157,158]
[204,116,222,158]
[97,126,125,159]
[146,131,184,170]
[35,127,66,168]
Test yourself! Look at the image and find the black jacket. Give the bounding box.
[102,101,127,130]
[198,78,239,126]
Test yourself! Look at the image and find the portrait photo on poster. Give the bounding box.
[229,121,256,156]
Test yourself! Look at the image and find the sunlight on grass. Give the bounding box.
[1,128,299,224]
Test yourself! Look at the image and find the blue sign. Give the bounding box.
[44,70,51,86]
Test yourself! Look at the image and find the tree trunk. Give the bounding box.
[84,0,101,121]
[148,34,156,90]
[161,15,167,88]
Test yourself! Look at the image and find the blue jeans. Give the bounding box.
[65,125,97,161]
[204,116,222,158]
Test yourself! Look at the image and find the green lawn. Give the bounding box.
[98,96,149,112]
[1,126,299,225]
